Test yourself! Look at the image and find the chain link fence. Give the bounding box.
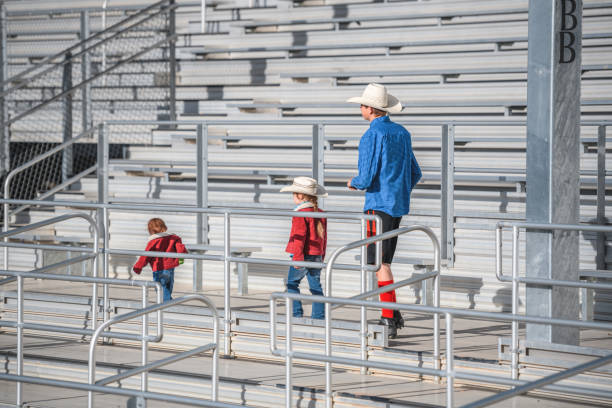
[1,0,174,218]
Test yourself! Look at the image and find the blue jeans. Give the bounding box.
[286,255,324,319]
[153,268,174,302]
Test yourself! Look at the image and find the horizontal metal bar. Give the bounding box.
[498,221,612,233]
[0,373,243,408]
[331,271,438,310]
[96,343,216,386]
[497,275,612,290]
[0,213,95,240]
[0,242,95,253]
[270,292,612,331]
[286,350,443,377]
[0,269,159,288]
[34,254,95,274]
[462,354,612,408]
[108,248,223,262]
[0,321,155,342]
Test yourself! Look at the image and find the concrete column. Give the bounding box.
[526,0,582,345]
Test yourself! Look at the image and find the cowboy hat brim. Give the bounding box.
[280,184,328,197]
[346,94,403,114]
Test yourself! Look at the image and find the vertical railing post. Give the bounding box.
[195,124,208,291]
[360,219,367,375]
[81,11,92,133]
[200,0,207,33]
[285,296,293,407]
[141,286,149,397]
[16,274,23,407]
[596,125,606,270]
[223,211,232,356]
[61,53,73,183]
[511,226,520,379]
[441,124,455,267]
[445,312,454,408]
[168,0,177,124]
[312,123,325,205]
[97,123,110,324]
[0,2,9,179]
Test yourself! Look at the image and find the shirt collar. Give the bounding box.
[369,115,389,127]
[148,232,173,241]
[294,201,314,211]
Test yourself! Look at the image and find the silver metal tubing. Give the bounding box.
[360,219,367,375]
[142,286,148,394]
[0,373,243,408]
[462,353,612,408]
[16,274,23,407]
[97,343,216,387]
[0,321,157,342]
[223,212,231,356]
[445,313,454,408]
[88,294,219,408]
[511,226,519,380]
[285,296,292,408]
[331,271,438,310]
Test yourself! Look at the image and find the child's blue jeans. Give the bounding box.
[153,268,174,302]
[286,255,324,319]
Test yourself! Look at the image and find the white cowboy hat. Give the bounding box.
[280,176,328,197]
[346,83,402,113]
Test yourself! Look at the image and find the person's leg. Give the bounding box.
[166,268,175,300]
[286,265,307,317]
[306,267,325,319]
[157,270,173,302]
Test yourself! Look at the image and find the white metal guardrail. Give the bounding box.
[270,291,612,408]
[495,221,612,380]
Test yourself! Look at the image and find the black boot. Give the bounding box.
[393,310,404,329]
[378,316,398,339]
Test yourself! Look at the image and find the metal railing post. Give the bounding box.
[445,312,454,408]
[200,0,206,33]
[169,0,177,124]
[0,2,8,178]
[596,125,606,270]
[441,124,455,266]
[61,52,73,183]
[81,11,91,133]
[511,226,520,379]
[141,286,149,396]
[195,124,208,291]
[16,274,23,407]
[223,211,232,356]
[285,296,293,407]
[360,219,367,375]
[312,123,325,206]
[97,123,110,324]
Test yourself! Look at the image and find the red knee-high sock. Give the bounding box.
[378,280,396,318]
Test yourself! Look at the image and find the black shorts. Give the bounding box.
[365,210,402,265]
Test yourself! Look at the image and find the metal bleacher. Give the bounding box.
[0,0,611,407]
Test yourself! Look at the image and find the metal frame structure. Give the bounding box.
[495,221,612,380]
[270,291,612,408]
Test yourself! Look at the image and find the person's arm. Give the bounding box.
[410,152,422,189]
[289,216,307,263]
[133,241,153,274]
[349,130,380,190]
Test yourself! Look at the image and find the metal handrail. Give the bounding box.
[319,224,441,408]
[0,198,383,358]
[88,293,220,408]
[495,221,612,381]
[270,291,612,408]
[0,265,162,407]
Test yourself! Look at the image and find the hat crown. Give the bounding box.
[280,176,328,197]
[292,176,317,190]
[362,83,388,106]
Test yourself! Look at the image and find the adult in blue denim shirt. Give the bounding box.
[347,83,422,338]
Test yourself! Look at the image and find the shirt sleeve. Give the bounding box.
[290,216,307,262]
[175,238,188,254]
[350,129,381,190]
[410,152,422,189]
[133,242,153,273]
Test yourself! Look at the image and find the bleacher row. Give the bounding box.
[2,0,611,317]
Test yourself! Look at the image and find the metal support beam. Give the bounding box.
[195,124,209,292]
[312,123,325,205]
[526,0,582,345]
[0,2,8,177]
[62,52,73,183]
[441,124,455,267]
[81,11,92,133]
[596,125,607,270]
[168,0,177,124]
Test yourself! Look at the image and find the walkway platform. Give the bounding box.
[0,279,611,407]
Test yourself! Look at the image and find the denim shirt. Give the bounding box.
[350,116,422,217]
